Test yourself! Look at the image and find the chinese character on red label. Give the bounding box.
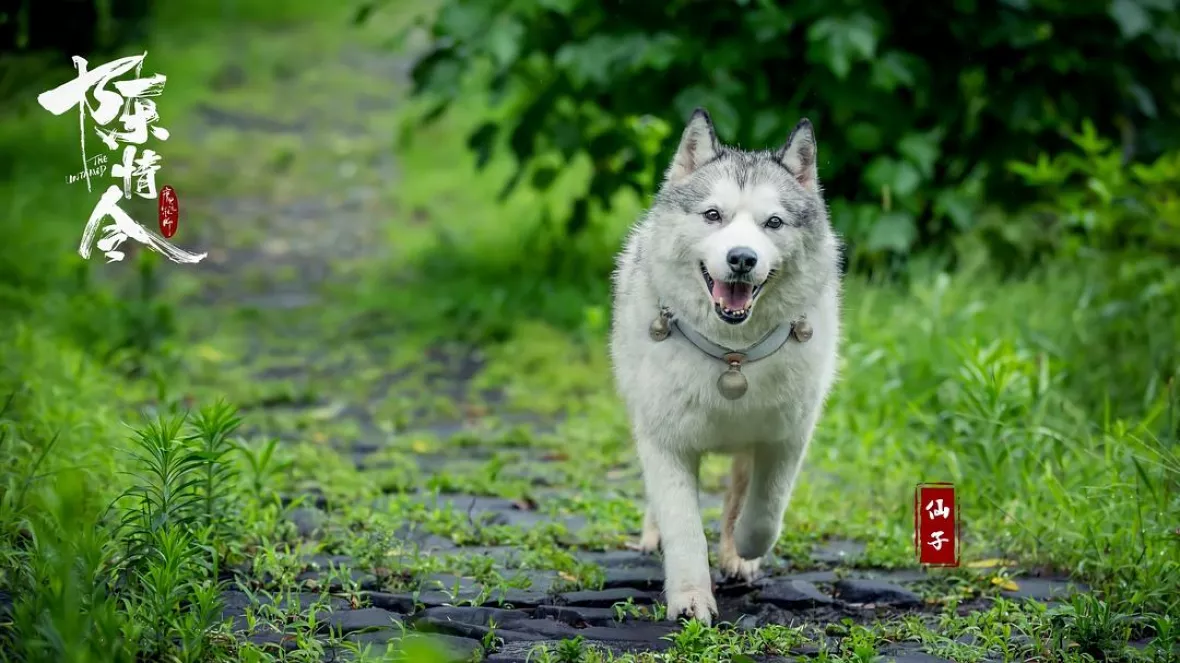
[914,483,958,566]
[158,185,179,238]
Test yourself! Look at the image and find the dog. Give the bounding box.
[608,108,842,625]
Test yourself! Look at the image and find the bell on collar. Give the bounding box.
[717,352,748,400]
[791,317,813,343]
[649,307,673,341]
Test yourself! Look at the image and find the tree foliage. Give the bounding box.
[0,0,150,57]
[403,0,1180,272]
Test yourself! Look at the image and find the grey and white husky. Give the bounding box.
[609,108,842,625]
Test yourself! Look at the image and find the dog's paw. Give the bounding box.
[666,586,718,627]
[718,546,762,584]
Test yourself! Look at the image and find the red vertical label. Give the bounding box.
[914,482,959,567]
[158,185,179,238]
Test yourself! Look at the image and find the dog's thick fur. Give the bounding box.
[609,108,842,625]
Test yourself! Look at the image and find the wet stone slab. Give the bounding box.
[599,566,664,591]
[535,605,630,627]
[395,492,592,534]
[575,550,663,569]
[999,576,1089,602]
[754,579,835,609]
[555,588,660,608]
[320,606,403,634]
[832,579,923,607]
[412,604,680,650]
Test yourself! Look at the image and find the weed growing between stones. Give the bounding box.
[1,402,242,661]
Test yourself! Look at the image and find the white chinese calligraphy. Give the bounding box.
[927,530,948,551]
[38,54,152,192]
[111,145,162,200]
[925,499,950,520]
[36,52,205,265]
[81,186,204,264]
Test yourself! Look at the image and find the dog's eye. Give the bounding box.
[765,215,785,229]
[702,209,722,222]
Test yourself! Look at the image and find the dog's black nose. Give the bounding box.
[726,246,758,274]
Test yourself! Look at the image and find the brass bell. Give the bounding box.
[649,308,672,341]
[791,318,813,343]
[717,353,748,400]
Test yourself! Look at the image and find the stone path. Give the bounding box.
[230,496,1089,662]
[158,12,1104,663]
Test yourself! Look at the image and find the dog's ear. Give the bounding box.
[775,119,818,191]
[665,108,719,184]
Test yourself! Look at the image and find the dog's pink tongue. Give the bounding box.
[712,281,753,309]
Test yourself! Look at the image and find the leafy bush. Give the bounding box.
[400,0,1180,273]
[1002,119,1180,265]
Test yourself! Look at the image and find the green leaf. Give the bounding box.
[1109,0,1151,39]
[864,157,923,199]
[746,2,795,42]
[531,166,559,189]
[845,17,878,59]
[352,1,387,25]
[552,117,583,160]
[807,14,879,80]
[466,122,499,170]
[632,33,682,72]
[435,3,494,43]
[555,39,613,86]
[1127,82,1158,118]
[892,163,922,199]
[417,56,463,98]
[870,52,917,91]
[934,189,976,230]
[486,18,525,68]
[847,123,883,151]
[866,211,918,253]
[898,132,942,179]
[1086,177,1113,204]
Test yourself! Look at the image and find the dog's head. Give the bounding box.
[645,108,838,328]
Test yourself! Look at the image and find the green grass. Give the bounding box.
[1,1,1179,662]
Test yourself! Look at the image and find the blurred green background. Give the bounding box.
[1,0,1178,661]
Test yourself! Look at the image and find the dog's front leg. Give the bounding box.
[637,441,717,626]
[733,440,808,561]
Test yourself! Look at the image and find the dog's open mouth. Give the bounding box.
[700,263,765,325]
